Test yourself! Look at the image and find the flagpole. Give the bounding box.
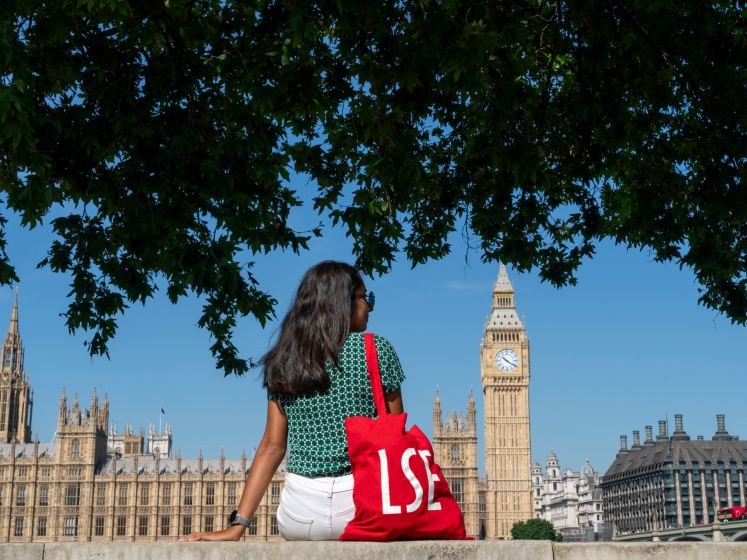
[159,409,162,434]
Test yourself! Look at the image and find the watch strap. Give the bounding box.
[229,510,253,528]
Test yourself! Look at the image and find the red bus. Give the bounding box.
[717,506,746,522]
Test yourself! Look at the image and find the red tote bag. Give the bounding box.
[339,333,468,541]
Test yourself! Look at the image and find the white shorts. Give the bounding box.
[276,472,355,540]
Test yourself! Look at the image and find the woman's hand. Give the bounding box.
[178,524,245,542]
[179,401,287,544]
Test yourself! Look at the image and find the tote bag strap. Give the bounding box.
[363,333,388,417]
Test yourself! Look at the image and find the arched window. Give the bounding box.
[450,445,461,463]
[70,440,80,459]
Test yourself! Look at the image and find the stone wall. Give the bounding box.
[3,541,747,560]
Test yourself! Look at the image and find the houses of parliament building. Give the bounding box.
[0,264,533,542]
[433,263,532,539]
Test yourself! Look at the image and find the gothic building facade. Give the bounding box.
[0,296,284,542]
[432,390,482,537]
[433,264,532,539]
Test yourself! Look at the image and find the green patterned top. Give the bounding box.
[268,332,405,477]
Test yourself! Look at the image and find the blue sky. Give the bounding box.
[3,191,746,476]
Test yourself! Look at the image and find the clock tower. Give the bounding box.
[481,263,531,539]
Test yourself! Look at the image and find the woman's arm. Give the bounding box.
[179,399,288,541]
[385,389,404,414]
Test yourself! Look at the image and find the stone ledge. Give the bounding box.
[554,543,747,560]
[1,541,747,560]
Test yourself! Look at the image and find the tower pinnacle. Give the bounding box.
[9,289,18,333]
[433,390,442,434]
[486,264,523,329]
[0,290,32,442]
[493,262,514,293]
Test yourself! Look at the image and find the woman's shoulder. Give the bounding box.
[343,332,394,352]
[371,333,397,352]
[342,331,398,353]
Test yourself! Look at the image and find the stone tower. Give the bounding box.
[532,462,543,517]
[0,291,33,443]
[481,263,532,539]
[432,390,480,537]
[56,389,109,469]
[148,422,173,459]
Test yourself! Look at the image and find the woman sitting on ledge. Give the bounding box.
[180,261,405,541]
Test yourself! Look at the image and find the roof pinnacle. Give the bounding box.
[493,262,514,293]
[10,288,18,323]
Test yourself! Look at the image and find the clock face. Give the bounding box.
[495,349,519,372]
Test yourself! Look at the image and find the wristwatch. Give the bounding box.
[228,509,253,528]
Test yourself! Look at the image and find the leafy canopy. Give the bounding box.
[1,1,744,374]
[511,518,563,541]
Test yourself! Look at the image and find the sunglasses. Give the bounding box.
[356,291,375,310]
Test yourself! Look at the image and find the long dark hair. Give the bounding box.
[262,261,364,396]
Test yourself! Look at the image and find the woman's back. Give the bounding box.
[270,332,404,477]
[181,261,405,542]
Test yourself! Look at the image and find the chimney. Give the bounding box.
[644,426,654,444]
[657,420,668,440]
[632,430,641,448]
[671,413,690,441]
[713,414,732,441]
[619,435,628,452]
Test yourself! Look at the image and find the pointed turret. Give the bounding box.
[494,262,514,293]
[485,263,523,330]
[101,393,110,428]
[71,393,81,426]
[467,389,476,429]
[59,389,67,413]
[433,390,442,437]
[5,289,19,342]
[0,291,32,442]
[2,289,24,374]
